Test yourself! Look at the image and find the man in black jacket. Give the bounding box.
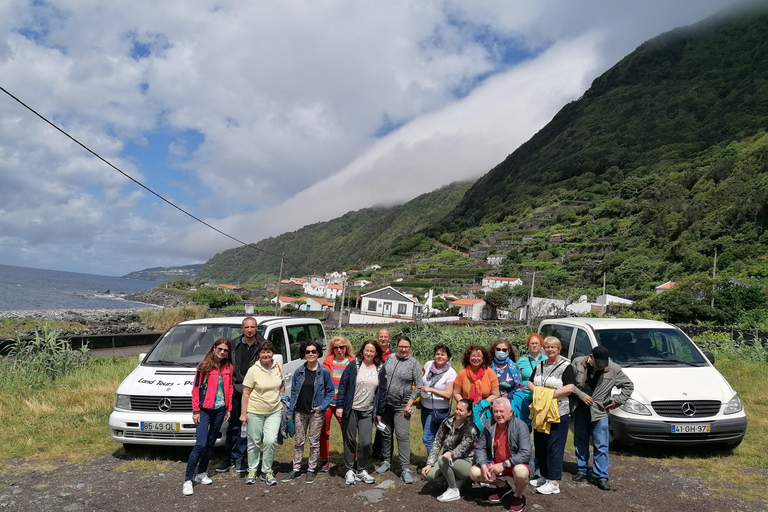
[216,317,265,473]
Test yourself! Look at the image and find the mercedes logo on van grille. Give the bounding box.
[158,398,173,412]
[681,402,696,417]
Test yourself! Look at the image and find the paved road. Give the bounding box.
[90,344,153,359]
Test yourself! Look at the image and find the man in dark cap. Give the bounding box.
[571,345,634,490]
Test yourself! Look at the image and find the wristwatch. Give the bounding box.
[502,460,511,469]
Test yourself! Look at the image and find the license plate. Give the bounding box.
[140,421,180,432]
[671,423,711,434]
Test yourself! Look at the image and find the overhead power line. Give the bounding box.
[0,85,303,274]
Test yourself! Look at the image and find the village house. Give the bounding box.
[486,254,506,266]
[481,276,523,289]
[217,284,244,293]
[354,279,372,287]
[450,298,488,321]
[359,286,422,320]
[325,283,343,300]
[655,281,677,294]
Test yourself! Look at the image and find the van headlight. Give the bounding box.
[724,393,743,415]
[619,398,651,416]
[115,394,131,410]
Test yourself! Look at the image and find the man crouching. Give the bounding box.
[470,397,531,512]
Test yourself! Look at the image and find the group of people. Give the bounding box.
[183,319,634,512]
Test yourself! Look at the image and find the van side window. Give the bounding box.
[287,325,309,361]
[268,328,288,362]
[306,324,324,343]
[546,325,572,356]
[573,329,592,358]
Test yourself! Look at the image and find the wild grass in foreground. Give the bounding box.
[138,305,209,331]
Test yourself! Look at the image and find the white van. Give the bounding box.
[109,316,326,450]
[538,318,747,448]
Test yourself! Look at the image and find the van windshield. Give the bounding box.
[595,328,708,367]
[144,323,244,366]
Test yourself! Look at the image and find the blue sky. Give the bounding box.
[0,0,744,276]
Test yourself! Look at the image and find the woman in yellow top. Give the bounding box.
[240,341,285,486]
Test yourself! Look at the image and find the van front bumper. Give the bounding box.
[610,414,747,446]
[109,410,227,447]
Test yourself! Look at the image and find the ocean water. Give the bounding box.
[0,263,160,311]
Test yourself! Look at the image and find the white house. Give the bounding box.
[595,294,635,306]
[365,264,382,271]
[450,298,488,321]
[482,276,523,289]
[359,286,422,320]
[303,283,327,297]
[325,284,343,300]
[354,279,372,287]
[655,281,677,294]
[486,254,506,266]
[302,297,334,312]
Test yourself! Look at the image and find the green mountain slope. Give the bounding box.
[424,5,768,295]
[196,181,472,284]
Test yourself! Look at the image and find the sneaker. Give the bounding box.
[193,472,213,485]
[319,459,330,472]
[345,469,357,485]
[282,470,300,482]
[535,481,560,495]
[261,472,277,486]
[436,487,461,503]
[509,494,526,512]
[596,478,611,491]
[488,483,513,503]
[235,461,248,474]
[357,470,375,484]
[375,460,391,474]
[572,472,588,482]
[305,471,316,484]
[401,469,414,484]
[245,469,256,485]
[215,461,233,473]
[182,480,194,496]
[529,477,546,487]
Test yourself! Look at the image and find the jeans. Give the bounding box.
[185,408,227,481]
[426,458,472,488]
[574,405,610,479]
[533,413,570,481]
[246,410,281,473]
[221,392,247,468]
[342,409,373,471]
[293,410,325,472]
[380,403,412,469]
[420,407,450,455]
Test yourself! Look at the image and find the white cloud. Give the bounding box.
[0,0,743,275]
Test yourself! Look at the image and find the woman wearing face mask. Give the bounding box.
[421,399,478,503]
[489,339,526,419]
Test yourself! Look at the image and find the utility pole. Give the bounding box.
[338,277,346,329]
[711,248,717,308]
[274,253,285,316]
[528,271,536,324]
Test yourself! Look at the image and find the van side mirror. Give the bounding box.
[138,353,147,365]
[703,351,715,364]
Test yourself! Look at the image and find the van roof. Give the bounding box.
[539,317,675,331]
[177,316,324,326]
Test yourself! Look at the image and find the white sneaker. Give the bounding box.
[536,481,560,495]
[436,487,461,502]
[182,480,193,496]
[357,470,375,484]
[345,469,357,485]
[193,472,213,485]
[529,477,546,487]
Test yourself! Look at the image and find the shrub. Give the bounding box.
[190,290,239,308]
[0,328,90,390]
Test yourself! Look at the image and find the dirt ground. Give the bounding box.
[0,446,763,512]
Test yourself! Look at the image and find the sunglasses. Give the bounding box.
[334,346,345,350]
[496,348,508,352]
[216,347,229,353]
[305,349,318,355]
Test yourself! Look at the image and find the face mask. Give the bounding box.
[495,351,508,361]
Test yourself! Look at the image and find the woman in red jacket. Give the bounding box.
[183,337,234,496]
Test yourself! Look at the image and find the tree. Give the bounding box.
[483,289,512,320]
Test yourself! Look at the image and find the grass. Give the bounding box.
[0,327,765,507]
[138,305,209,331]
[0,318,86,338]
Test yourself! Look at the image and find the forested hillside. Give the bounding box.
[196,181,472,284]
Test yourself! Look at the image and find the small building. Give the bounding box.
[354,279,372,287]
[325,284,343,300]
[549,234,565,242]
[482,276,523,289]
[359,286,423,320]
[486,254,506,266]
[365,264,382,271]
[450,298,488,321]
[217,284,244,293]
